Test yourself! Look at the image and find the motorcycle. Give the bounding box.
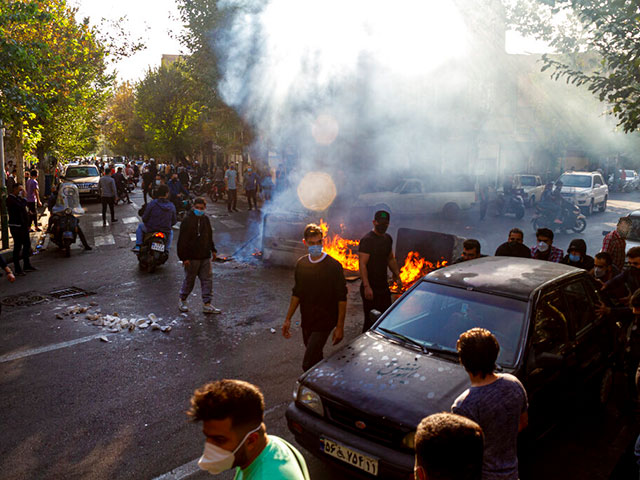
[136,231,169,273]
[48,183,85,257]
[175,194,193,221]
[495,189,525,219]
[531,203,586,233]
[209,181,226,203]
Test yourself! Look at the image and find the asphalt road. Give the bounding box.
[1,188,639,480]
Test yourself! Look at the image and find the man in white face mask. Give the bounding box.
[530,228,564,263]
[188,379,310,480]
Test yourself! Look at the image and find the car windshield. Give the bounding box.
[375,282,527,367]
[625,170,635,177]
[519,176,536,186]
[65,166,98,178]
[559,174,591,188]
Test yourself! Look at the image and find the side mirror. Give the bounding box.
[368,309,382,324]
[535,352,563,369]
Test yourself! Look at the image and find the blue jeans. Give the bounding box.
[136,223,173,249]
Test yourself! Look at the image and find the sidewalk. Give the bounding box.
[0,208,50,267]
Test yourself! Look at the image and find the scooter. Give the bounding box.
[210,181,226,203]
[532,203,586,233]
[136,231,169,273]
[495,189,526,219]
[49,208,79,257]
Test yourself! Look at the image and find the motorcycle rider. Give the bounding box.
[113,167,132,204]
[168,172,189,211]
[132,185,177,253]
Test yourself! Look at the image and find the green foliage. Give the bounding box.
[506,0,640,132]
[103,82,147,157]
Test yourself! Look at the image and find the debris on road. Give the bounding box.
[57,304,174,335]
[98,336,110,343]
[270,328,276,334]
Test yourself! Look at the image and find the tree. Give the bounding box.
[505,0,640,132]
[135,62,206,162]
[103,82,147,157]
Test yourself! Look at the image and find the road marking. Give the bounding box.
[123,216,139,224]
[129,233,137,242]
[218,219,243,229]
[0,334,110,363]
[92,220,105,227]
[151,401,288,480]
[94,234,115,246]
[132,202,140,209]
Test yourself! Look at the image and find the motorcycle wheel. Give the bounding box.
[572,218,587,233]
[147,259,156,273]
[515,205,525,219]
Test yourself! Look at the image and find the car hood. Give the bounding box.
[561,187,589,195]
[302,332,470,428]
[65,176,99,183]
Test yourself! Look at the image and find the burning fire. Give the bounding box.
[317,220,447,290]
[319,219,360,272]
[390,251,448,293]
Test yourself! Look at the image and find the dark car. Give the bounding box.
[286,257,619,479]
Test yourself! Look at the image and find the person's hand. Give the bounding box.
[6,271,15,282]
[332,326,344,345]
[282,319,292,339]
[364,285,374,300]
[211,252,216,261]
[183,260,190,268]
[596,301,611,318]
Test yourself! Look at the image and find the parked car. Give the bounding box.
[286,257,619,479]
[557,171,608,215]
[60,164,101,200]
[354,177,475,218]
[625,170,640,190]
[516,174,544,206]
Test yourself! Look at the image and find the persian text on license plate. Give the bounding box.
[151,242,165,252]
[321,437,378,476]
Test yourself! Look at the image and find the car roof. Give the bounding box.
[560,171,598,176]
[627,211,640,218]
[424,257,582,300]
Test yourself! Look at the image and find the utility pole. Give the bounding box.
[0,119,8,250]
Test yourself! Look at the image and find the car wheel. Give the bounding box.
[515,204,525,219]
[442,202,460,218]
[584,200,594,216]
[598,196,607,212]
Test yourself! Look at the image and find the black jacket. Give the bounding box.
[177,212,216,261]
[7,194,29,228]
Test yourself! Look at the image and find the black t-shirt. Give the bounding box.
[359,231,392,292]
[292,254,347,332]
[494,242,532,259]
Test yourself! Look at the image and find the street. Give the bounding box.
[1,188,639,480]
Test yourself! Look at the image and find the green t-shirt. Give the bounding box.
[233,435,309,480]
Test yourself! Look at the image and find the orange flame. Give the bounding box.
[319,219,360,272]
[391,251,448,292]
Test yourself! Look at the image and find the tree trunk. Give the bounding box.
[16,126,24,185]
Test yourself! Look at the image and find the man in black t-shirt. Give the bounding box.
[282,223,348,371]
[358,210,402,332]
[494,228,532,259]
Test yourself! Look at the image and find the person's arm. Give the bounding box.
[282,296,300,339]
[388,250,402,288]
[518,411,529,432]
[35,185,41,206]
[333,301,347,345]
[358,252,373,300]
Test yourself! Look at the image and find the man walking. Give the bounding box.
[602,216,632,271]
[358,210,402,332]
[282,223,347,371]
[188,379,309,479]
[244,166,259,211]
[225,164,238,212]
[452,328,528,480]
[7,183,36,275]
[98,168,118,226]
[25,169,42,231]
[177,197,221,314]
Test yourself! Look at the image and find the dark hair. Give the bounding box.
[618,217,632,226]
[594,252,612,265]
[509,228,523,239]
[303,223,324,240]
[12,182,22,191]
[415,413,484,480]
[457,328,499,378]
[631,289,640,309]
[117,167,123,172]
[187,379,264,431]
[103,168,111,175]
[536,228,554,241]
[628,246,640,259]
[156,184,169,197]
[30,169,37,176]
[194,197,206,206]
[463,239,481,254]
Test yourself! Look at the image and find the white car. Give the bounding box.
[516,174,545,206]
[557,171,608,215]
[355,177,475,217]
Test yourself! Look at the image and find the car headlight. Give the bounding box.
[292,381,300,401]
[402,431,416,450]
[297,385,324,417]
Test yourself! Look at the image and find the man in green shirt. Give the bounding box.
[188,379,310,480]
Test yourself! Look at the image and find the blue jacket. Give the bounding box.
[168,179,188,200]
[142,198,177,233]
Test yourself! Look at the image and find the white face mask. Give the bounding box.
[537,241,549,252]
[198,424,261,475]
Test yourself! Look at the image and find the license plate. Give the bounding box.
[321,437,378,476]
[151,242,165,252]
